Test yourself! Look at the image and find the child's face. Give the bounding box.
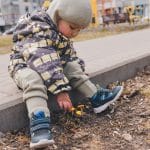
[58,19,84,38]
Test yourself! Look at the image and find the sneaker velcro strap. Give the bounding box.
[30,117,50,126]
[30,123,50,133]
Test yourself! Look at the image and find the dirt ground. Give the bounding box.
[0,66,150,150]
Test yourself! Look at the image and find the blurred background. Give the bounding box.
[0,0,150,33]
[0,0,150,54]
[0,0,44,33]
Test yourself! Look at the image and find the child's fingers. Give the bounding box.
[63,103,68,111]
[58,100,70,111]
[62,102,69,111]
[63,101,72,111]
[58,101,63,110]
[67,100,73,109]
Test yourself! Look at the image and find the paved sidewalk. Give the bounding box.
[0,28,150,132]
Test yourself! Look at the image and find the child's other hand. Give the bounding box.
[56,92,73,111]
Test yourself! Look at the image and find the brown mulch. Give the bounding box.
[0,66,150,150]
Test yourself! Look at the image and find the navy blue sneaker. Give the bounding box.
[30,111,54,149]
[90,86,123,113]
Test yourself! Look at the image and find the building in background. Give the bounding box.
[0,0,6,32]
[0,0,44,30]
[97,0,150,24]
[0,0,150,32]
[98,0,150,17]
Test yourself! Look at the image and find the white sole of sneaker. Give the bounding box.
[93,86,123,114]
[30,139,54,149]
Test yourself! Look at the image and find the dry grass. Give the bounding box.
[74,29,113,41]
[0,35,12,47]
[74,23,150,42]
[0,23,149,55]
[0,35,12,54]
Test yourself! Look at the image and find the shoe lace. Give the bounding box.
[97,88,111,96]
[92,87,113,101]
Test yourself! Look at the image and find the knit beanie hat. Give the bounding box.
[46,0,92,27]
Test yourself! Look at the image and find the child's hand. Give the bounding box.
[56,92,73,111]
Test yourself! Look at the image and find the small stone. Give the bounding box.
[122,133,132,141]
[113,131,120,136]
[72,147,81,150]
[106,114,112,119]
[51,144,58,149]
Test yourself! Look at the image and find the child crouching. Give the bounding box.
[9,0,123,148]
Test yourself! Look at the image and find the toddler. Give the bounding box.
[9,0,123,148]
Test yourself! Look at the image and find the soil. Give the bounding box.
[0,67,150,150]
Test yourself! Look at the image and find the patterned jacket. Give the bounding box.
[8,9,84,94]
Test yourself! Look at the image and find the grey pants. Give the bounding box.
[14,61,97,118]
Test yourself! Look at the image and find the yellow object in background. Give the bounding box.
[42,0,51,10]
[125,6,135,16]
[90,0,99,27]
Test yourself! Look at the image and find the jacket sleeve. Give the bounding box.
[16,24,71,94]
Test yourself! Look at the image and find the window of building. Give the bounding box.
[33,6,37,10]
[24,0,28,2]
[25,6,29,13]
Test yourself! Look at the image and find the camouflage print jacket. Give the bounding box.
[8,9,84,95]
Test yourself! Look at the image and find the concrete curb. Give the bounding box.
[0,53,150,132]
